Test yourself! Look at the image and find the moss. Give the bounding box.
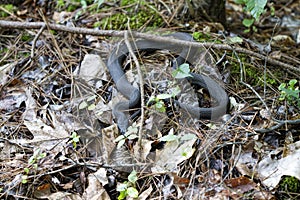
[193,32,222,43]
[120,0,139,7]
[67,4,79,12]
[0,4,16,17]
[229,54,280,87]
[21,33,32,42]
[56,0,95,12]
[279,176,300,196]
[98,0,163,30]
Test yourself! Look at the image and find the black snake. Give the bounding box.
[107,33,228,133]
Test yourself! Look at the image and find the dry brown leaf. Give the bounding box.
[224,176,256,192]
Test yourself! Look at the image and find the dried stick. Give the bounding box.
[124,30,145,151]
[0,20,299,73]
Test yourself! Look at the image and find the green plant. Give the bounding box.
[147,64,191,112]
[159,131,197,142]
[55,0,104,17]
[147,86,181,113]
[171,63,192,79]
[78,95,97,110]
[114,122,139,148]
[70,132,80,149]
[279,176,300,194]
[22,149,46,184]
[278,79,300,107]
[99,0,162,30]
[192,32,222,43]
[56,0,65,10]
[0,4,16,17]
[117,170,139,200]
[235,0,268,33]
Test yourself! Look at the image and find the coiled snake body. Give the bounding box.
[107,33,228,133]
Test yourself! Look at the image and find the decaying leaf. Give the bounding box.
[76,54,108,84]
[18,88,69,151]
[152,138,196,173]
[224,176,256,193]
[257,141,300,189]
[82,168,110,200]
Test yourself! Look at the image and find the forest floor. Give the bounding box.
[0,0,300,199]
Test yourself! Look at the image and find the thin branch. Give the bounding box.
[255,118,300,133]
[0,20,299,73]
[234,50,270,111]
[124,30,145,152]
[30,24,45,58]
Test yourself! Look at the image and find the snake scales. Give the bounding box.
[107,33,228,133]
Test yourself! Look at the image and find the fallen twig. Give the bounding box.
[0,20,299,73]
[124,30,145,153]
[255,118,300,133]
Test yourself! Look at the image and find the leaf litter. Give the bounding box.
[0,0,300,199]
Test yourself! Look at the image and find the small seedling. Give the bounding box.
[171,63,193,79]
[147,63,192,112]
[278,79,300,107]
[114,122,139,148]
[78,95,97,111]
[70,132,80,149]
[234,0,268,33]
[147,86,181,113]
[22,149,46,184]
[117,170,139,200]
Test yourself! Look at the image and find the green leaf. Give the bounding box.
[159,134,179,142]
[28,156,36,165]
[155,100,166,113]
[117,183,128,192]
[206,123,217,129]
[180,133,197,141]
[127,187,139,198]
[21,175,28,184]
[117,139,126,149]
[252,26,258,32]
[157,86,181,100]
[242,18,254,27]
[87,95,97,101]
[289,79,297,87]
[270,6,275,16]
[147,96,157,105]
[157,93,173,100]
[126,124,139,135]
[79,101,88,109]
[115,135,125,142]
[37,153,46,160]
[170,86,181,97]
[243,28,251,33]
[238,0,267,21]
[172,63,192,79]
[246,0,267,20]
[278,83,286,91]
[80,0,88,9]
[181,146,195,157]
[73,136,80,143]
[127,134,139,140]
[75,10,83,20]
[229,36,243,44]
[71,132,80,143]
[117,191,127,200]
[88,103,96,110]
[128,170,138,183]
[24,168,30,174]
